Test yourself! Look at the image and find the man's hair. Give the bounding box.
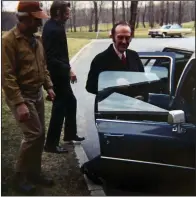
[50,1,70,18]
[111,21,131,37]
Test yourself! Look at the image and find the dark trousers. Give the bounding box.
[45,81,77,147]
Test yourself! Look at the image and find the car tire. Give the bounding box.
[151,35,155,38]
[162,33,166,38]
[81,163,103,185]
[179,34,182,38]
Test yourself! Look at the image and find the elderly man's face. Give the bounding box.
[113,25,132,53]
[23,16,42,33]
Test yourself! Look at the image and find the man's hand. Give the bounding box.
[16,103,30,122]
[70,69,77,84]
[46,88,56,101]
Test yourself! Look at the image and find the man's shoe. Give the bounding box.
[28,174,54,187]
[44,145,68,153]
[13,174,36,195]
[64,135,85,144]
[73,135,85,143]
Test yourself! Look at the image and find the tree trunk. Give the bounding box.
[94,1,98,32]
[122,1,126,21]
[159,1,165,26]
[70,18,73,32]
[136,7,140,29]
[112,1,115,27]
[165,1,169,24]
[71,2,77,32]
[178,1,182,25]
[126,1,129,21]
[89,8,94,32]
[115,1,119,19]
[129,1,138,37]
[149,1,154,28]
[194,1,196,27]
[172,2,175,24]
[142,2,146,28]
[155,6,160,24]
[73,12,76,32]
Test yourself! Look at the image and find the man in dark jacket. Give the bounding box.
[82,21,145,185]
[86,21,144,95]
[42,1,84,154]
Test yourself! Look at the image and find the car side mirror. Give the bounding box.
[167,110,185,124]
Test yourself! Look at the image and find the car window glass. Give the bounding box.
[97,70,171,120]
[176,59,196,122]
[170,24,182,29]
[162,48,193,89]
[140,57,170,88]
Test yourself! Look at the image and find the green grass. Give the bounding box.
[182,21,195,28]
[1,38,90,196]
[2,21,195,39]
[67,38,91,57]
[67,21,195,39]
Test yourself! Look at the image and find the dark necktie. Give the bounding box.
[122,53,126,65]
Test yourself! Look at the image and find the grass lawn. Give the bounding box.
[1,38,90,196]
[67,21,195,39]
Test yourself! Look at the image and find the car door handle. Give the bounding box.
[104,134,124,137]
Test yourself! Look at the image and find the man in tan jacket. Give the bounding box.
[2,1,55,194]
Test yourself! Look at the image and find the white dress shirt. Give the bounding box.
[113,44,126,59]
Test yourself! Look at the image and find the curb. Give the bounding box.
[70,40,106,196]
[74,144,106,196]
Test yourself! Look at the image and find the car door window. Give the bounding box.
[175,58,196,122]
[162,48,193,90]
[98,71,170,122]
[140,55,173,95]
[97,54,175,121]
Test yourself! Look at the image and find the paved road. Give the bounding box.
[71,37,195,195]
[71,37,195,161]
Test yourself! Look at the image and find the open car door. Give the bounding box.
[95,53,195,192]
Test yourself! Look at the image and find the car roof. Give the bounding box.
[163,46,195,53]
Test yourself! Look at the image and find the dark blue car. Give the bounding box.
[82,47,196,195]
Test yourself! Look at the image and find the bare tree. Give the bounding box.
[159,1,165,26]
[129,1,138,37]
[165,1,169,24]
[193,1,196,27]
[154,4,160,24]
[112,1,115,27]
[126,1,130,21]
[148,1,155,28]
[172,1,175,24]
[122,1,126,21]
[70,1,77,32]
[94,1,98,32]
[178,1,182,25]
[142,2,147,28]
[94,1,104,32]
[89,7,94,32]
[115,1,119,20]
[136,2,142,29]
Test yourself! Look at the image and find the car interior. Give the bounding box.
[172,59,196,122]
[162,48,193,90]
